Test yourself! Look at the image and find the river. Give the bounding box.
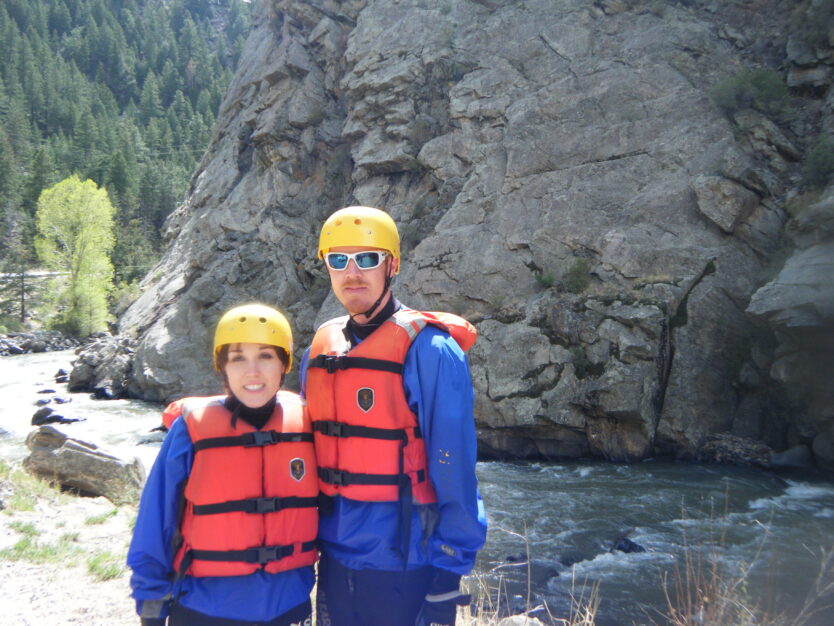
[2,350,833,625]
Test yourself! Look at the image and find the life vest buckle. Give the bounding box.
[243,431,278,447]
[320,467,348,486]
[322,355,348,373]
[255,545,280,564]
[255,497,281,513]
[318,421,345,437]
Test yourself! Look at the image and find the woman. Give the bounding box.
[128,304,317,626]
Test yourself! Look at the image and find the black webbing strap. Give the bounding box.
[308,354,403,375]
[313,420,422,441]
[186,540,317,567]
[397,438,413,571]
[193,431,313,452]
[193,496,319,515]
[318,467,426,487]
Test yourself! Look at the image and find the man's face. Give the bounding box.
[326,246,397,319]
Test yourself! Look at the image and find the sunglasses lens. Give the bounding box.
[326,253,349,270]
[356,252,381,269]
[325,251,386,270]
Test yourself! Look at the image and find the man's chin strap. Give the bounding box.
[351,274,393,322]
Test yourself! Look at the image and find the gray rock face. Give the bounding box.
[114,0,828,462]
[746,190,834,432]
[23,426,145,505]
[69,334,136,399]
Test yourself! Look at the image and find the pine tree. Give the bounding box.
[0,220,39,328]
[22,145,58,219]
[139,70,163,124]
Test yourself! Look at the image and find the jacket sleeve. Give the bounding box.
[127,416,194,619]
[298,347,311,399]
[404,327,488,575]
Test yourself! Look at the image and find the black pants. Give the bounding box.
[316,553,433,626]
[169,599,311,626]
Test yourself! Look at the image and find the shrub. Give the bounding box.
[534,270,556,289]
[711,68,789,118]
[790,0,834,49]
[562,258,591,294]
[802,134,834,189]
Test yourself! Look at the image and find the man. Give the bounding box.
[299,206,487,626]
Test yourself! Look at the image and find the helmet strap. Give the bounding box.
[351,274,393,322]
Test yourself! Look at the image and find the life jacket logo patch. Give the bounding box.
[289,457,306,482]
[356,387,374,413]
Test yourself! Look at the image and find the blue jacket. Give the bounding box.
[126,404,315,621]
[300,322,487,574]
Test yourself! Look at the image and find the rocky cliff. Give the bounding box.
[111,0,834,466]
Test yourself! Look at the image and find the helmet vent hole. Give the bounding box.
[354,218,362,225]
[259,317,267,323]
[335,220,342,226]
[239,316,247,322]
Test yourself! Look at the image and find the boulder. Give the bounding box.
[23,426,145,505]
[69,334,136,399]
[769,444,814,470]
[0,331,80,355]
[812,430,834,473]
[696,433,772,468]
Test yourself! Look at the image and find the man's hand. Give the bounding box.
[414,569,470,626]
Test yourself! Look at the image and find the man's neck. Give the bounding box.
[349,291,394,325]
[347,295,400,341]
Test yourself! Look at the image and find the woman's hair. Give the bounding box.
[216,344,289,390]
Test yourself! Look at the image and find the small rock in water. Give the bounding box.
[53,396,73,404]
[612,537,646,554]
[32,406,55,423]
[37,388,57,394]
[92,386,116,400]
[32,406,85,426]
[35,398,51,407]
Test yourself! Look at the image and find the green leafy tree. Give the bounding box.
[35,175,115,336]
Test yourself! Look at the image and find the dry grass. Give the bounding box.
[461,525,600,625]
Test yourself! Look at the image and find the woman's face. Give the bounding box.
[222,343,284,408]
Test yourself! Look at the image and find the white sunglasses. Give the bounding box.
[324,251,389,271]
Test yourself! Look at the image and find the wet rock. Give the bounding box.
[31,406,85,426]
[35,398,51,407]
[0,331,80,356]
[770,444,814,470]
[611,536,646,554]
[812,430,834,473]
[69,334,136,399]
[697,433,772,468]
[32,407,54,423]
[609,528,646,554]
[23,426,145,505]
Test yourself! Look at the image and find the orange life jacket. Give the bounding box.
[172,392,318,578]
[162,395,224,430]
[306,309,477,504]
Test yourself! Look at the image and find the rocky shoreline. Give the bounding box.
[0,330,81,356]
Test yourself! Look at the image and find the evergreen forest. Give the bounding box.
[0,0,251,332]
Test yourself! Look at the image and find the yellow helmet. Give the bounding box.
[318,206,400,273]
[213,304,293,372]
